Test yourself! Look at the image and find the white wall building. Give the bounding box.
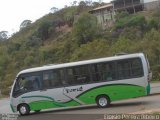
[143,0,160,10]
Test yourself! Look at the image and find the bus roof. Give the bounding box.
[17,53,144,76]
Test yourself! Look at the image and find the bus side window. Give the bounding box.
[65,66,90,85]
[51,70,63,88]
[43,72,52,89]
[90,64,102,82]
[102,62,116,81]
[66,68,75,85]
[32,77,41,90]
[43,70,63,89]
[24,75,41,91]
[74,65,90,84]
[117,60,131,79]
[116,58,143,80]
[131,58,143,77]
[56,69,66,86]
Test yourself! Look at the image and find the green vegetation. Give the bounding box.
[1,4,160,95]
[73,13,97,45]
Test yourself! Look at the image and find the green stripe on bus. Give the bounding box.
[28,100,80,111]
[22,95,80,110]
[24,84,146,111]
[78,84,146,104]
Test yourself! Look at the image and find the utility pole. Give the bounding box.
[132,0,136,13]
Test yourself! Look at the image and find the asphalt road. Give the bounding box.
[18,94,160,120]
[150,82,160,94]
[0,82,160,120]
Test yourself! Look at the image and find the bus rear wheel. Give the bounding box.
[96,95,110,108]
[18,104,30,116]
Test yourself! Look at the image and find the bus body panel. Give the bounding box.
[140,54,151,94]
[10,77,147,112]
[10,53,151,113]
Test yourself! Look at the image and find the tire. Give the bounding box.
[96,95,110,108]
[18,104,30,116]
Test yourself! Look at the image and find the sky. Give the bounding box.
[0,0,111,35]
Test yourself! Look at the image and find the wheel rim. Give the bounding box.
[99,97,107,107]
[20,106,27,115]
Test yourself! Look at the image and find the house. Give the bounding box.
[89,0,160,28]
[112,0,160,12]
[112,0,143,13]
[89,3,115,28]
[143,0,160,10]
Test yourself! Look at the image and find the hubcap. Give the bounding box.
[99,97,107,107]
[20,106,27,115]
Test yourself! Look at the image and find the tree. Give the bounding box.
[79,1,87,7]
[77,1,87,12]
[37,21,52,40]
[73,13,97,45]
[53,18,65,28]
[20,20,32,30]
[0,31,9,41]
[50,7,58,13]
[24,36,42,48]
[85,0,92,6]
[92,2,101,8]
[63,7,77,27]
[71,39,110,60]
[71,1,77,6]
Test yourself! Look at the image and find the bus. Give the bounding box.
[10,53,152,115]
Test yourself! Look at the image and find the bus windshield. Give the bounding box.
[13,74,41,97]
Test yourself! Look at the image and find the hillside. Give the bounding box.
[0,4,160,95]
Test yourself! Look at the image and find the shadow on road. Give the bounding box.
[111,101,150,108]
[17,101,150,120]
[18,114,104,120]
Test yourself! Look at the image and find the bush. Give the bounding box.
[73,13,97,45]
[71,39,110,60]
[111,36,133,54]
[37,21,53,40]
[115,11,129,21]
[147,18,159,30]
[114,14,146,30]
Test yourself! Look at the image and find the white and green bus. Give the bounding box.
[10,53,151,115]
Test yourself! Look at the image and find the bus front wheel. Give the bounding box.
[96,95,110,108]
[18,104,30,116]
